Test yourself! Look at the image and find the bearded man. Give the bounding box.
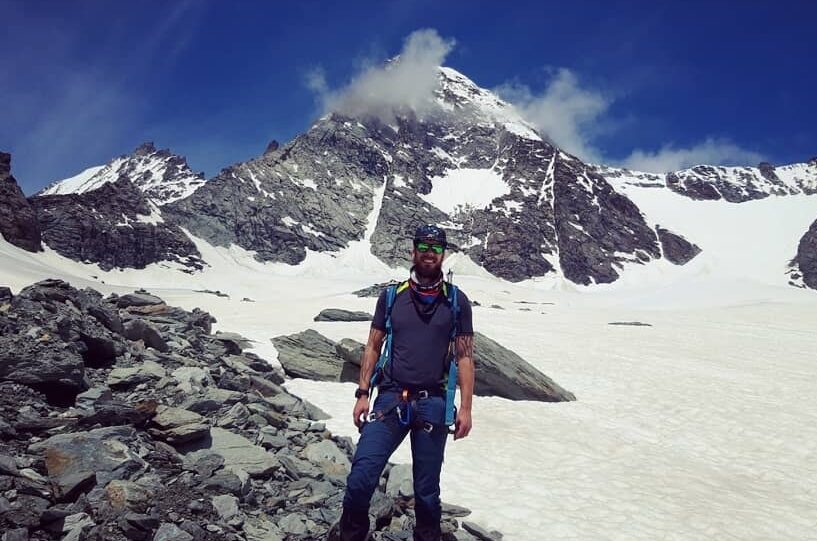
[335,224,475,541]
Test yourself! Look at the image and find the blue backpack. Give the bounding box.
[369,281,461,427]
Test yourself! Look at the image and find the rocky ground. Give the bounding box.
[0,280,501,541]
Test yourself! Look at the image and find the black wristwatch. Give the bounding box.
[354,388,370,399]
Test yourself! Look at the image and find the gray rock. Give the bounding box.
[271,329,360,382]
[0,334,86,399]
[211,494,239,521]
[336,338,365,366]
[302,439,351,476]
[118,512,160,540]
[182,450,224,478]
[105,480,154,513]
[75,386,113,410]
[792,217,817,289]
[149,406,209,445]
[608,321,652,327]
[0,152,42,252]
[243,515,284,541]
[462,521,503,540]
[123,319,169,352]
[0,453,19,476]
[2,494,50,527]
[473,332,575,402]
[153,523,194,541]
[217,402,251,428]
[313,309,373,322]
[107,361,167,387]
[171,367,213,394]
[277,513,308,535]
[202,471,245,496]
[1,528,29,541]
[182,388,244,414]
[385,463,413,498]
[656,226,701,265]
[62,512,95,533]
[28,426,145,500]
[193,427,279,478]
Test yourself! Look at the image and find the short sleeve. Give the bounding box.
[371,289,388,331]
[456,290,474,336]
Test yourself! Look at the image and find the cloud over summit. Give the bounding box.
[307,29,454,122]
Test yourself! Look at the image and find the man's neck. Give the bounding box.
[410,266,443,287]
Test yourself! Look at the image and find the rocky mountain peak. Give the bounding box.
[39,143,205,205]
[0,151,10,179]
[134,141,158,156]
[0,152,43,252]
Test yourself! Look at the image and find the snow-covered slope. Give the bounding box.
[39,142,205,205]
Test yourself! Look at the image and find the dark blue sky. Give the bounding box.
[3,0,816,194]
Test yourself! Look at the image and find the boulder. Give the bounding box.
[149,406,210,445]
[271,329,359,382]
[192,427,278,479]
[28,426,146,501]
[313,309,373,322]
[473,332,575,402]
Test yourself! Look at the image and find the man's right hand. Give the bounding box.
[353,397,370,429]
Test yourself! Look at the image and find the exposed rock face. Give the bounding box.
[790,218,817,289]
[656,226,702,265]
[38,142,205,205]
[0,152,42,252]
[0,279,495,540]
[30,179,204,271]
[165,66,664,285]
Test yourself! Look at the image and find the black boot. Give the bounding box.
[338,507,371,541]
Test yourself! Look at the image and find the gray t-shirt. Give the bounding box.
[372,285,473,389]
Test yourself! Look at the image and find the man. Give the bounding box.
[337,224,475,541]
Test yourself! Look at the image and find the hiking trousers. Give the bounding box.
[340,392,448,541]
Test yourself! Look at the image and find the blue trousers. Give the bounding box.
[341,392,448,541]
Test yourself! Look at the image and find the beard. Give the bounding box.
[412,252,443,280]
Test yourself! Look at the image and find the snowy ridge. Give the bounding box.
[595,159,817,201]
[436,67,542,141]
[39,143,205,205]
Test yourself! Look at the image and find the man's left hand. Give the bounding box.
[454,408,472,440]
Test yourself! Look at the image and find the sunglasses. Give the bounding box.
[415,242,445,254]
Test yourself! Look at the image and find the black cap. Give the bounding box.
[413,224,447,246]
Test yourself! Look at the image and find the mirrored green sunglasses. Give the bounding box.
[415,241,445,254]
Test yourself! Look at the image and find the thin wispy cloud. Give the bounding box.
[621,138,766,172]
[497,67,765,172]
[307,28,455,122]
[495,69,610,163]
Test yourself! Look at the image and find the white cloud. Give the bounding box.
[308,28,455,121]
[621,138,766,173]
[495,69,610,162]
[496,68,765,172]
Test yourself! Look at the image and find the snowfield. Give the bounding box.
[1,185,816,540]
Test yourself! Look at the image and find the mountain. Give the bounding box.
[166,66,687,285]
[39,142,205,205]
[31,177,204,271]
[593,158,817,202]
[8,65,817,289]
[0,152,42,252]
[788,218,817,288]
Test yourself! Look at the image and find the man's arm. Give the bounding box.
[353,327,386,428]
[454,333,474,440]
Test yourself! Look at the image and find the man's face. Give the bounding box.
[412,240,445,278]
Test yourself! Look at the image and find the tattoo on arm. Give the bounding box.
[456,334,474,360]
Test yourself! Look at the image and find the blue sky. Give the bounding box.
[2,0,816,194]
